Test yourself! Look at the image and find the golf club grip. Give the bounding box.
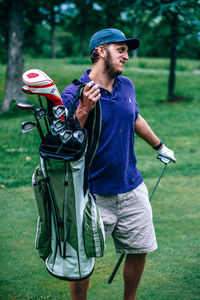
[108,253,125,284]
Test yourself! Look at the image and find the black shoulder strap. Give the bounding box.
[71,79,102,167]
[84,100,102,167]
[71,79,102,194]
[67,80,87,131]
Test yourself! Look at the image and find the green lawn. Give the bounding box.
[0,57,200,299]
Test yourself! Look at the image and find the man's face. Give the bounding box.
[104,43,129,78]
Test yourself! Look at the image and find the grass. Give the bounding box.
[0,57,200,299]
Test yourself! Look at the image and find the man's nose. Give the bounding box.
[123,51,129,60]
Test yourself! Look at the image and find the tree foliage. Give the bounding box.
[0,0,199,62]
[0,0,199,110]
[131,0,200,100]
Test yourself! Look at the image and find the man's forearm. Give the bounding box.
[135,115,162,149]
[75,105,89,128]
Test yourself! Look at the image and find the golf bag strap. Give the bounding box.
[72,79,102,167]
[71,80,87,116]
[72,79,102,194]
[66,80,87,131]
[83,101,102,195]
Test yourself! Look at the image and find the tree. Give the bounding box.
[0,0,65,112]
[1,0,25,112]
[64,0,101,57]
[39,0,65,58]
[133,0,200,100]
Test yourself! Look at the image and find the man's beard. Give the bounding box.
[104,49,123,79]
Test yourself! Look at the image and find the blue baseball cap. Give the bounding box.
[89,28,140,54]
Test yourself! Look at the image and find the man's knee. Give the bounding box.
[126,253,147,262]
[70,278,90,300]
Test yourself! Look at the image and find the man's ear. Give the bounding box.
[98,46,107,58]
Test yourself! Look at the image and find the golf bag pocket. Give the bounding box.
[83,193,105,258]
[32,165,51,261]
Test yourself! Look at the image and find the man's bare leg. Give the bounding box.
[123,253,146,300]
[70,278,89,300]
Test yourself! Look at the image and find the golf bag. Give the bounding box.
[25,72,105,281]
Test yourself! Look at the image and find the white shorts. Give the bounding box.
[95,182,158,254]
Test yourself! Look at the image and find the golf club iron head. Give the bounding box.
[59,130,73,144]
[53,105,69,119]
[50,125,58,136]
[73,130,85,144]
[21,121,37,133]
[35,107,48,120]
[52,119,65,132]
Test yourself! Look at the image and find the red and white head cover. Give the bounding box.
[22,69,63,106]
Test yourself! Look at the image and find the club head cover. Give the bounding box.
[22,69,63,106]
[22,85,35,94]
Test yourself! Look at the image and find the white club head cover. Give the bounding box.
[22,69,62,106]
[22,85,34,94]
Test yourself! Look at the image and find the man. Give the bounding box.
[61,28,176,300]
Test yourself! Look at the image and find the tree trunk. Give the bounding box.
[168,13,178,101]
[132,21,138,58]
[50,5,56,59]
[1,0,25,112]
[80,37,86,57]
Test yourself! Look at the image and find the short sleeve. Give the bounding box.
[61,88,75,109]
[135,100,139,121]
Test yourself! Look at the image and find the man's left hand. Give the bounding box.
[157,145,176,163]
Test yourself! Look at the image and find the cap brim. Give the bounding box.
[112,38,140,51]
[125,38,140,51]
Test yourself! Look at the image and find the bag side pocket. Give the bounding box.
[82,193,105,258]
[32,165,51,261]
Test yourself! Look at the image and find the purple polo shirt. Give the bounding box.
[61,69,143,194]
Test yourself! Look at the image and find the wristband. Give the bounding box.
[153,141,163,150]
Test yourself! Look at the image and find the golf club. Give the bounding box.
[22,69,63,106]
[59,130,73,144]
[22,86,50,132]
[53,105,69,119]
[50,125,58,136]
[35,107,48,120]
[21,121,37,133]
[73,130,84,144]
[37,95,50,132]
[107,159,169,284]
[52,119,66,133]
[18,102,45,142]
[21,121,44,143]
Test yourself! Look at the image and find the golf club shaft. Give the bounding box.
[38,95,49,132]
[108,253,125,284]
[33,110,45,142]
[107,163,168,284]
[149,163,167,201]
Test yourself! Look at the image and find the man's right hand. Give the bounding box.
[76,81,101,127]
[81,81,101,113]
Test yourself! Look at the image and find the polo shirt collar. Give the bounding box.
[80,69,123,88]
